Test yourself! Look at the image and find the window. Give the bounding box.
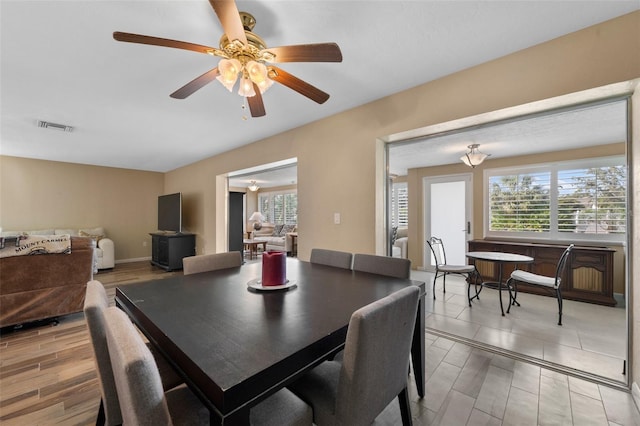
[486,156,626,242]
[258,190,297,224]
[391,182,408,228]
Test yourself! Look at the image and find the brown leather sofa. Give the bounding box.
[0,236,95,328]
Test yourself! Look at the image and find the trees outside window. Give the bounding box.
[487,157,626,242]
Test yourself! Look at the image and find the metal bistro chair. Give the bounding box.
[506,244,574,325]
[427,237,480,305]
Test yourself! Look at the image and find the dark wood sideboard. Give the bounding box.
[467,240,616,306]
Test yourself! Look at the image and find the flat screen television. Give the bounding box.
[157,192,182,233]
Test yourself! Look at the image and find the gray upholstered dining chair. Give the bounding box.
[84,280,183,426]
[506,244,574,325]
[310,248,353,269]
[427,236,480,303]
[288,286,420,426]
[182,251,243,275]
[352,253,411,279]
[104,306,313,426]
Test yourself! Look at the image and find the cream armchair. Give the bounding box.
[54,227,115,270]
[392,227,408,259]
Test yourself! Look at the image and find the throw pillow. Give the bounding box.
[79,230,105,242]
[280,224,296,236]
[272,224,284,236]
[391,226,398,244]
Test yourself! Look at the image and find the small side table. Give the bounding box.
[244,239,266,260]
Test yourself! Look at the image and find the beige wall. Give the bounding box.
[166,11,639,260]
[0,156,164,260]
[408,143,627,294]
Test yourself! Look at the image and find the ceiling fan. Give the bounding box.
[113,0,342,118]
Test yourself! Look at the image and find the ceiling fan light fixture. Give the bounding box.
[248,180,260,191]
[216,58,241,91]
[460,144,490,168]
[238,75,256,97]
[246,61,266,83]
[246,60,273,94]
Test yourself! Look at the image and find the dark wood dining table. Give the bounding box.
[115,258,426,425]
[466,251,534,316]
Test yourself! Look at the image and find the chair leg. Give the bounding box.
[557,287,563,326]
[442,273,446,294]
[473,266,483,299]
[507,278,515,314]
[467,273,472,307]
[398,387,413,426]
[432,274,438,300]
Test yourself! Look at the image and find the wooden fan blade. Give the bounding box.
[264,43,343,63]
[247,84,266,117]
[209,0,247,45]
[113,32,220,56]
[269,66,330,104]
[170,68,219,99]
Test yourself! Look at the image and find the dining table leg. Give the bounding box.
[411,293,426,397]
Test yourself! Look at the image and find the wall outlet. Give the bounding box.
[142,241,147,247]
[334,213,341,224]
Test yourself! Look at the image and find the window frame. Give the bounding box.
[391,182,409,229]
[483,155,626,243]
[258,189,298,225]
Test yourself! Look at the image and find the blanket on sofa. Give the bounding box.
[0,234,71,258]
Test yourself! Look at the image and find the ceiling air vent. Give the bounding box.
[37,120,73,132]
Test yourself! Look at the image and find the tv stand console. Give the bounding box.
[150,232,195,271]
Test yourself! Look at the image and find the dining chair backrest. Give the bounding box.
[427,237,446,266]
[310,248,353,269]
[104,307,173,425]
[336,286,420,425]
[83,280,123,426]
[352,253,411,279]
[554,244,574,286]
[183,251,242,275]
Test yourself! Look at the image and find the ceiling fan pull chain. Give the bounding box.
[241,97,248,121]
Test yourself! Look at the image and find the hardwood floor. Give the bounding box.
[0,261,180,425]
[1,260,638,425]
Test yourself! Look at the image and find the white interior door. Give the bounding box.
[424,174,472,269]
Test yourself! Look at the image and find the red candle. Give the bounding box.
[262,251,286,286]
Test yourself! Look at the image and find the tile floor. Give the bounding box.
[382,334,640,425]
[410,269,627,384]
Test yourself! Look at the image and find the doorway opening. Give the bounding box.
[383,82,634,388]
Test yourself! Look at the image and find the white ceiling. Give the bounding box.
[389,99,628,175]
[1,1,638,173]
[228,158,297,189]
